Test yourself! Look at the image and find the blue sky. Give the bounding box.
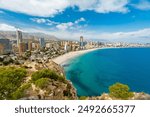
[0,0,150,42]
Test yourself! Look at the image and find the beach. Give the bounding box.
[52,48,100,65]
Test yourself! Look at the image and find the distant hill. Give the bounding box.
[0,31,59,41]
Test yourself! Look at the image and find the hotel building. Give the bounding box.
[39,38,45,48]
[16,30,23,46]
[0,38,12,54]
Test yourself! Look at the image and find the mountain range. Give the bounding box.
[0,31,59,41]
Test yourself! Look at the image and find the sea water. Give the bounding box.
[63,48,150,96]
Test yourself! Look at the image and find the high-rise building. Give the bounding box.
[0,44,4,54]
[39,38,45,48]
[28,41,32,51]
[80,36,84,50]
[0,39,12,54]
[18,42,26,55]
[64,42,68,52]
[16,30,23,46]
[69,41,73,51]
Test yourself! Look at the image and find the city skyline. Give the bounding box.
[0,0,150,43]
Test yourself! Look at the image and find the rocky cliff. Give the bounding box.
[20,60,77,100]
[0,60,77,100]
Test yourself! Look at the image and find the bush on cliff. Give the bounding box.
[35,78,50,89]
[0,67,27,99]
[109,82,134,99]
[31,69,66,83]
[12,83,31,99]
[79,96,87,100]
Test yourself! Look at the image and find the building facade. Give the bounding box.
[0,39,12,54]
[80,36,84,50]
[16,30,23,46]
[18,42,26,55]
[39,38,45,48]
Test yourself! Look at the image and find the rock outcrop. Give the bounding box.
[87,92,150,100]
[17,60,77,100]
[20,80,77,100]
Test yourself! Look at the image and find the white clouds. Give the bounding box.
[0,0,69,17]
[31,17,86,30]
[132,0,150,10]
[0,0,129,17]
[56,17,86,30]
[85,28,150,41]
[3,0,150,17]
[31,18,59,25]
[72,0,129,13]
[31,17,86,31]
[95,0,129,13]
[48,28,150,42]
[56,22,74,30]
[75,17,86,24]
[0,23,16,31]
[31,18,47,24]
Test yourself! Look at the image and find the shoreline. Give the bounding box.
[52,48,101,65]
[52,47,148,65]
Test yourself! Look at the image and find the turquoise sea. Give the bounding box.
[63,48,150,96]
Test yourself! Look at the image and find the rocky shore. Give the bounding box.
[87,92,150,100]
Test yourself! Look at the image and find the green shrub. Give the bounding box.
[31,69,66,83]
[12,83,31,99]
[79,96,87,100]
[109,82,134,99]
[35,78,50,89]
[58,75,67,83]
[0,67,27,99]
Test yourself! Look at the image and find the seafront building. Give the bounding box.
[1,29,149,64]
[16,30,26,55]
[0,44,4,54]
[28,41,33,51]
[16,30,23,46]
[80,36,84,50]
[18,42,26,55]
[0,38,12,54]
[64,42,68,52]
[39,38,45,48]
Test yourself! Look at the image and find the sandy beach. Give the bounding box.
[52,48,100,65]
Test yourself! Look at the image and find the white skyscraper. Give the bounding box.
[64,42,68,52]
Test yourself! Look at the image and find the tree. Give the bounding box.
[0,67,27,99]
[109,82,134,99]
